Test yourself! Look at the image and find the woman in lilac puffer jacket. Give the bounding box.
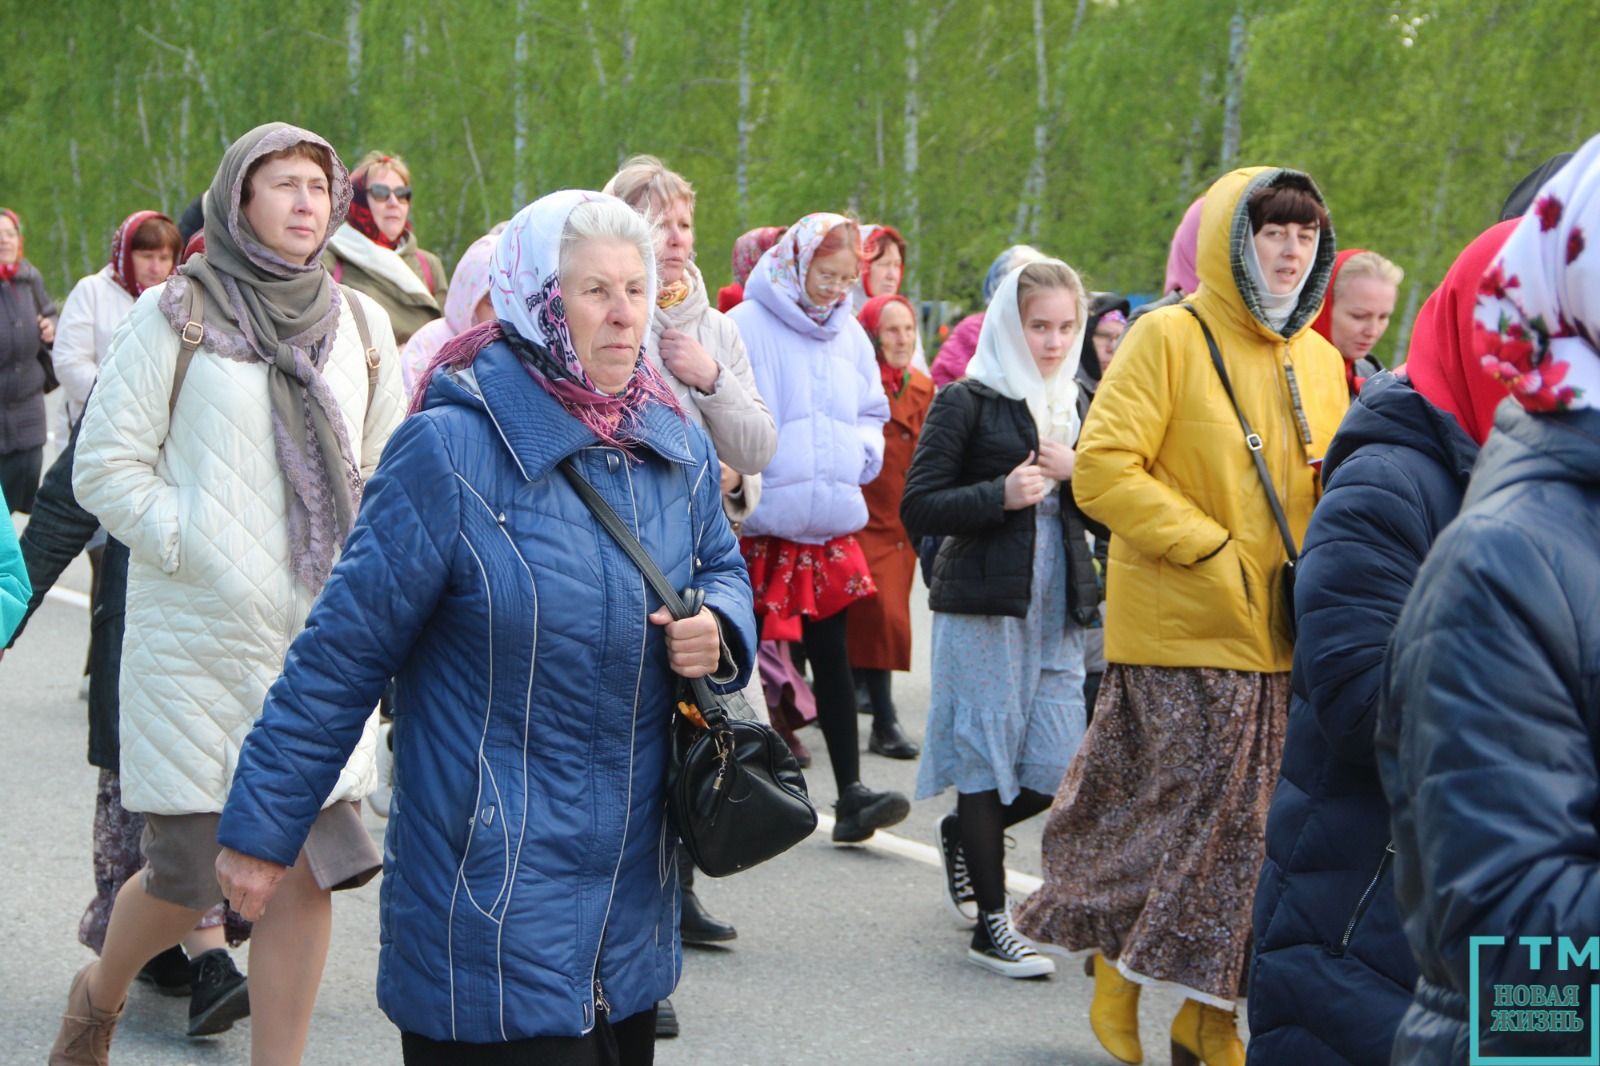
[728,213,907,845]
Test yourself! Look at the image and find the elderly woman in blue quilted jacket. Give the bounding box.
[214,189,756,1065]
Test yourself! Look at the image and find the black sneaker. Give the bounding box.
[935,814,978,926]
[136,945,192,997]
[187,949,250,1037]
[655,997,680,1039]
[968,907,1055,979]
[831,783,911,843]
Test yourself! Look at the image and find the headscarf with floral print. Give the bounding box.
[761,213,858,325]
[730,226,783,288]
[109,210,176,300]
[411,190,681,451]
[1476,135,1600,413]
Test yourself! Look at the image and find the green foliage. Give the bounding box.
[2,0,1594,360]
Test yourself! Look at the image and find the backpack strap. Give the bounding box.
[417,251,435,293]
[170,282,206,416]
[339,284,380,410]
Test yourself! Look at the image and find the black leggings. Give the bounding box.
[856,667,897,727]
[401,1007,656,1066]
[800,611,861,793]
[958,789,1055,912]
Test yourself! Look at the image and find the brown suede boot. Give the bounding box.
[49,964,124,1066]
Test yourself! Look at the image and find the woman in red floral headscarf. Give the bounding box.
[847,294,933,760]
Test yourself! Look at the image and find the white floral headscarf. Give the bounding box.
[1476,134,1600,412]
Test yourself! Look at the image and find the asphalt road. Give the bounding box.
[1,512,1236,1065]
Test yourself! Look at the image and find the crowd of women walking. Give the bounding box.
[4,116,1599,1066]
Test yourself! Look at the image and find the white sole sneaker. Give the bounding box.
[966,947,1056,979]
[934,815,978,928]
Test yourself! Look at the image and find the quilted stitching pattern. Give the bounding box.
[73,285,404,814]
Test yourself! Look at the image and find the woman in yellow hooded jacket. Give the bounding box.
[1014,167,1349,1066]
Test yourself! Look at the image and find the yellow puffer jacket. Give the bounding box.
[1074,167,1350,673]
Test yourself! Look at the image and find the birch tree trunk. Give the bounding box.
[902,24,922,305]
[1220,5,1247,169]
[346,0,363,143]
[513,0,531,209]
[735,6,752,228]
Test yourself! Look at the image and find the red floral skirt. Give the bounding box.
[741,534,878,640]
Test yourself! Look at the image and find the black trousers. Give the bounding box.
[0,445,42,513]
[401,1008,657,1066]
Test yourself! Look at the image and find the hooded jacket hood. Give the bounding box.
[1322,371,1480,489]
[1192,166,1338,343]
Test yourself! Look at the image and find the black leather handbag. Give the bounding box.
[559,458,818,877]
[1182,305,1301,640]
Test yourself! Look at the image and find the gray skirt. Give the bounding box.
[142,801,380,911]
[915,499,1087,804]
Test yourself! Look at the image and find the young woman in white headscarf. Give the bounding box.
[901,259,1101,980]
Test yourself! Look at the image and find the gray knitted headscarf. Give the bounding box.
[160,122,358,592]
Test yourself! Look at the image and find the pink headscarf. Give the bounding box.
[1164,197,1204,295]
[401,230,499,395]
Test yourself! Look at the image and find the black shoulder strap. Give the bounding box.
[558,456,728,728]
[1181,303,1298,562]
[558,456,695,619]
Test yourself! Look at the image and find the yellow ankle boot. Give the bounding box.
[1088,954,1143,1065]
[1169,999,1245,1066]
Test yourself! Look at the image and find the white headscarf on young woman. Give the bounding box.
[964,260,1087,487]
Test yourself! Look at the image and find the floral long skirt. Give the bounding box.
[1013,663,1290,1007]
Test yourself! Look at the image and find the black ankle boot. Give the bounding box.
[678,850,736,944]
[655,997,680,1038]
[186,949,250,1037]
[136,945,191,997]
[832,782,911,843]
[868,718,921,760]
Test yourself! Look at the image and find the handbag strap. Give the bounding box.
[169,283,379,416]
[170,281,206,416]
[557,456,729,729]
[337,284,381,411]
[1181,304,1299,562]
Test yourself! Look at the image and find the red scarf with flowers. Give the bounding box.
[110,210,175,299]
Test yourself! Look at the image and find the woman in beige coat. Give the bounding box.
[603,155,777,1036]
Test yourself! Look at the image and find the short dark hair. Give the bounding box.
[240,143,336,206]
[130,216,182,259]
[1247,176,1330,233]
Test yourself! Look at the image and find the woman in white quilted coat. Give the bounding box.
[53,123,403,1066]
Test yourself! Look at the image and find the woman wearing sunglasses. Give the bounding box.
[324,150,448,345]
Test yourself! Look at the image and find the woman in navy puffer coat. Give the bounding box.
[1379,137,1600,1066]
[1248,219,1517,1065]
[215,191,755,1062]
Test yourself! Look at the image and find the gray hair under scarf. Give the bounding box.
[159,122,359,592]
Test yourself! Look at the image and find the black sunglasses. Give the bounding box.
[367,183,412,203]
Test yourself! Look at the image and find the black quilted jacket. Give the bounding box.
[901,379,1102,623]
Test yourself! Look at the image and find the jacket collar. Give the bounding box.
[425,338,695,480]
[1465,400,1600,508]
[1323,371,1479,486]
